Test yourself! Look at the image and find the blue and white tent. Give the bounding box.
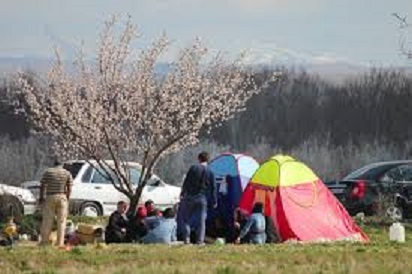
[207,153,259,231]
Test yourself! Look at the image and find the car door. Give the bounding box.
[380,165,412,197]
[88,166,124,214]
[396,165,412,200]
[380,166,403,193]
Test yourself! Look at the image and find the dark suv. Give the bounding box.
[326,160,412,220]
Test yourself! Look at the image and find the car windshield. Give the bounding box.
[63,162,84,179]
[343,163,409,180]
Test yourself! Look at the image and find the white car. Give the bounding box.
[22,160,181,217]
[0,183,38,215]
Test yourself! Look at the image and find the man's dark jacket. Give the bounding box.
[105,211,128,243]
[181,163,216,205]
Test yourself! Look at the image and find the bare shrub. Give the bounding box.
[0,136,51,186]
[240,135,411,182]
[155,141,230,186]
[245,141,277,163]
[373,192,395,219]
[155,137,411,186]
[289,135,405,181]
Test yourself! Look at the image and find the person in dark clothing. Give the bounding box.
[205,216,229,243]
[233,208,249,243]
[265,215,280,243]
[149,209,162,217]
[180,151,217,245]
[127,206,148,242]
[176,201,189,241]
[105,201,129,244]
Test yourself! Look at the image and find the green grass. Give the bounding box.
[0,221,411,274]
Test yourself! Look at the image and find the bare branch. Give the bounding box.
[392,13,409,28]
[393,12,412,59]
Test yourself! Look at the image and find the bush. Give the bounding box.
[0,136,51,186]
[18,212,42,236]
[0,194,24,223]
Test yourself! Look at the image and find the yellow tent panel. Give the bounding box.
[251,155,319,188]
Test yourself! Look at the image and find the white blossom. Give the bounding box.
[16,17,270,205]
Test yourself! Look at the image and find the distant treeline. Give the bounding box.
[1,68,412,149]
[1,67,412,184]
[0,78,29,140]
[209,67,412,151]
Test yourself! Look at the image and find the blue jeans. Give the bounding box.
[183,194,207,244]
[250,233,266,244]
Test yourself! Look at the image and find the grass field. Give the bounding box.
[0,221,411,274]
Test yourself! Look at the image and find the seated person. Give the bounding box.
[0,217,18,246]
[145,200,157,217]
[152,209,163,217]
[105,201,129,244]
[127,206,148,242]
[265,215,279,243]
[236,202,266,245]
[142,208,177,244]
[205,216,229,244]
[233,208,249,243]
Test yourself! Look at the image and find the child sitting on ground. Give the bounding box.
[0,217,18,246]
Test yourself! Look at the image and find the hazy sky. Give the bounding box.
[1,0,412,66]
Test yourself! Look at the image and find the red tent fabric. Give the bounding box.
[239,155,369,242]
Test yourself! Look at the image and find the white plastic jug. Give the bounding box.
[389,222,405,243]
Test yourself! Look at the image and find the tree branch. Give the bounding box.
[103,127,133,194]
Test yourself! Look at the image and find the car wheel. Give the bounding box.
[80,202,102,217]
[386,206,403,221]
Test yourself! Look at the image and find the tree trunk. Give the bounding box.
[127,196,139,217]
[127,179,148,216]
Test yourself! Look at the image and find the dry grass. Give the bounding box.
[0,224,411,274]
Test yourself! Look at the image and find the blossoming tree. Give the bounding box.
[17,17,269,211]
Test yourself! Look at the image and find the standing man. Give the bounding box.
[180,151,217,245]
[39,159,73,247]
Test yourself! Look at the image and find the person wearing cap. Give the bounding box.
[39,158,73,247]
